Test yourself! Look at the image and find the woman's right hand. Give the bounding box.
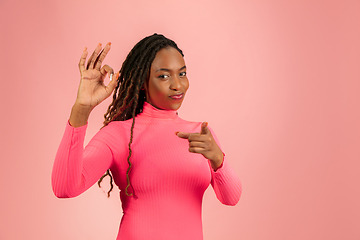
[69,43,118,127]
[76,42,118,110]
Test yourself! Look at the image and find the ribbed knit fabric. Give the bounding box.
[52,102,242,240]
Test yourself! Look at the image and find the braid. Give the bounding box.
[125,85,140,196]
[97,33,184,197]
[98,169,113,197]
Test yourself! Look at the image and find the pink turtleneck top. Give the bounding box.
[52,102,242,240]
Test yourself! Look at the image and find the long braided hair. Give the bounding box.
[97,33,184,197]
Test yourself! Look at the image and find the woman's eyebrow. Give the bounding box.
[156,65,186,72]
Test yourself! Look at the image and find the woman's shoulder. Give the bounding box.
[94,120,132,138]
[177,117,200,124]
[87,120,131,148]
[176,117,203,131]
[102,119,132,132]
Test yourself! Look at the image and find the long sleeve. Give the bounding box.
[51,122,113,198]
[51,103,243,240]
[210,158,242,206]
[207,127,242,206]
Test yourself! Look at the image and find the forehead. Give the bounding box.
[151,47,185,70]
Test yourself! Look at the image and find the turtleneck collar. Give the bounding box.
[139,102,178,119]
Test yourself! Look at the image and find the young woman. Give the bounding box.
[52,34,242,240]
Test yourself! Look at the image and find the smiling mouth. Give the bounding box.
[169,94,184,100]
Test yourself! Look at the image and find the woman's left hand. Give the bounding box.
[176,122,224,170]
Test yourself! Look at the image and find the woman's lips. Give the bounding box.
[169,93,184,100]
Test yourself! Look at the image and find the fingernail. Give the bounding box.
[109,42,112,46]
[175,131,179,135]
[110,73,113,81]
[84,47,87,51]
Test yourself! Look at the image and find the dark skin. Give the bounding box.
[176,122,224,170]
[69,42,117,128]
[145,47,189,111]
[70,44,223,170]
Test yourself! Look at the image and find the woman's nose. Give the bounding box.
[170,75,181,90]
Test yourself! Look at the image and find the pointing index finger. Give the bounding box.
[176,132,191,139]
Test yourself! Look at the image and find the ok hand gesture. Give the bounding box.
[176,122,224,170]
[69,43,118,127]
[76,43,118,110]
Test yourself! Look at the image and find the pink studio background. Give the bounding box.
[0,0,359,239]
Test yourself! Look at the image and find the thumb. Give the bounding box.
[200,122,209,135]
[106,72,119,94]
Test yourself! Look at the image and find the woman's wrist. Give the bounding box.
[69,103,92,127]
[210,152,224,171]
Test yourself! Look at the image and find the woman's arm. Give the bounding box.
[209,157,242,206]
[206,126,242,206]
[176,123,242,205]
[51,122,113,198]
[51,43,118,198]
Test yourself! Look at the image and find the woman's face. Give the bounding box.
[145,47,189,110]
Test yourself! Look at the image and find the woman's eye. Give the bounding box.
[158,75,169,79]
[179,72,187,77]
